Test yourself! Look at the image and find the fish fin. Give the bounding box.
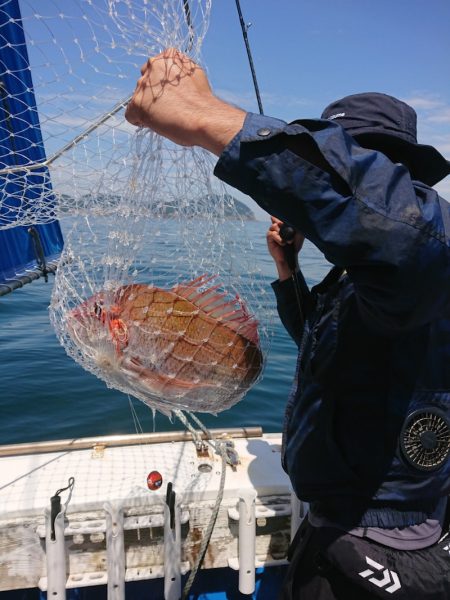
[173,274,216,301]
[125,356,217,392]
[173,275,260,346]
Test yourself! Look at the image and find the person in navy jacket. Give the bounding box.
[126,48,450,599]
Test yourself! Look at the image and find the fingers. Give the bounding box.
[267,217,305,255]
[270,215,283,226]
[124,89,144,127]
[148,48,197,81]
[267,223,284,247]
[124,47,219,148]
[268,217,286,245]
[126,53,167,127]
[126,48,201,129]
[139,48,183,74]
[266,221,291,271]
[140,58,151,76]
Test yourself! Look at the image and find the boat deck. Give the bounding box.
[0,429,299,598]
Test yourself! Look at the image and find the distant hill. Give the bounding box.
[142,193,256,220]
[57,192,256,220]
[216,194,256,220]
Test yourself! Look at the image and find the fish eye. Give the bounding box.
[94,302,103,318]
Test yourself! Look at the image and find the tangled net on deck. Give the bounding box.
[0,0,272,415]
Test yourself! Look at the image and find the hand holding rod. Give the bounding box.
[279,224,298,272]
[279,224,296,243]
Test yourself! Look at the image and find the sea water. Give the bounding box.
[0,220,330,445]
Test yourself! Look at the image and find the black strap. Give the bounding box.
[312,265,345,296]
[28,226,49,282]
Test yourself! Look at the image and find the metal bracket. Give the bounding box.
[104,502,125,600]
[41,507,66,597]
[164,482,182,600]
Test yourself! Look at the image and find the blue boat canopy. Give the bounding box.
[0,0,63,295]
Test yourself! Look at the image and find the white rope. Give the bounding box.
[182,440,227,599]
[173,409,204,447]
[173,409,230,597]
[186,410,214,440]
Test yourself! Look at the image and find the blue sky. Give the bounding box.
[201,0,450,201]
[16,0,450,217]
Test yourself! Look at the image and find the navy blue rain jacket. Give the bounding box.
[214,113,450,528]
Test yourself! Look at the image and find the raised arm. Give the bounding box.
[267,217,310,346]
[125,48,245,156]
[125,49,450,334]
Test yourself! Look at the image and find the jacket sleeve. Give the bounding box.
[214,113,450,333]
[271,269,312,347]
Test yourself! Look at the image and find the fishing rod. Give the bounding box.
[234,0,264,115]
[234,1,293,247]
[233,3,305,322]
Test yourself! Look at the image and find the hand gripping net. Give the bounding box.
[0,0,271,415]
[0,0,211,229]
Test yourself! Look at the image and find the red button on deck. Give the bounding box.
[147,470,163,491]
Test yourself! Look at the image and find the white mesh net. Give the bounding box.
[0,0,271,416]
[0,0,211,228]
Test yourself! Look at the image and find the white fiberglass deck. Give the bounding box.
[0,429,298,597]
[0,431,289,518]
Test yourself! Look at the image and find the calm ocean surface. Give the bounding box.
[0,220,330,446]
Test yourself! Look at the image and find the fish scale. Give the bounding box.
[68,276,263,414]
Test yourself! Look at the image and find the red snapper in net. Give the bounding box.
[67,275,263,415]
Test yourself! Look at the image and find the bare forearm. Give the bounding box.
[125,48,246,155]
[275,259,295,282]
[197,98,246,156]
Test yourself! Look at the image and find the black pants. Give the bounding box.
[279,519,450,600]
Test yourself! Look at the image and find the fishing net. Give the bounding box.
[0,0,271,415]
[0,0,211,229]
